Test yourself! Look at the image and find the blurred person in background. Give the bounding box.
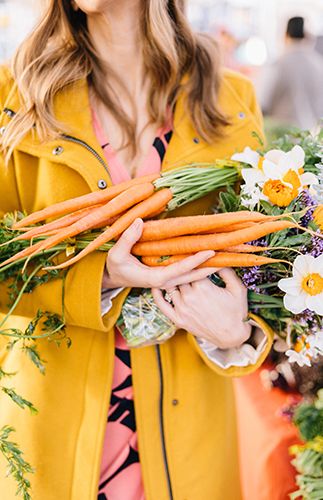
[261,16,323,130]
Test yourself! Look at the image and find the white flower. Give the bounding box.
[286,349,312,367]
[278,254,323,315]
[262,145,318,191]
[231,146,266,187]
[231,146,262,169]
[308,331,323,353]
[240,184,265,208]
[232,145,319,207]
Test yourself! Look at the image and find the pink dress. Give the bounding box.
[92,110,172,500]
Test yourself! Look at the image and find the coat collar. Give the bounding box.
[1,75,217,167]
[1,71,263,188]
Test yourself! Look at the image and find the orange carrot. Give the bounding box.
[13,173,160,229]
[0,240,45,268]
[144,204,168,219]
[222,244,269,253]
[142,252,282,268]
[133,220,295,256]
[44,188,173,271]
[200,221,257,234]
[140,211,274,242]
[1,205,104,247]
[90,213,124,230]
[0,183,155,269]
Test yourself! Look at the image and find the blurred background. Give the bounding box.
[0,0,322,134]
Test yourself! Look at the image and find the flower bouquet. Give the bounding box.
[120,129,323,363]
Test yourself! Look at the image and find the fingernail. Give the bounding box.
[134,218,143,229]
[204,250,215,258]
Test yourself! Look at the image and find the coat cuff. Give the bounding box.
[187,313,274,377]
[197,320,267,369]
[101,287,125,316]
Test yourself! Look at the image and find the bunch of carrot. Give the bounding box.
[0,167,296,271]
[0,173,168,269]
[132,213,295,268]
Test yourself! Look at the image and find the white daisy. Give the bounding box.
[232,145,318,207]
[278,254,323,315]
[286,349,312,367]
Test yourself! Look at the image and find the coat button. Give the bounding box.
[98,179,107,189]
[0,126,6,135]
[238,112,246,119]
[52,146,64,155]
[193,137,200,144]
[172,399,179,406]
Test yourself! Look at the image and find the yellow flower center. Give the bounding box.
[282,169,302,190]
[262,169,301,207]
[257,157,265,171]
[313,205,323,231]
[301,273,323,296]
[294,335,310,353]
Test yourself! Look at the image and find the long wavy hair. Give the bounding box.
[3,0,228,158]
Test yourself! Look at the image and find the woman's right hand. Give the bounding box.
[103,218,217,289]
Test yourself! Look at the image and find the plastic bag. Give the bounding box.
[119,289,176,347]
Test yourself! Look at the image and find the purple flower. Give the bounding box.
[299,190,316,227]
[248,237,268,247]
[310,231,323,257]
[241,266,261,292]
[294,309,321,332]
[295,309,316,326]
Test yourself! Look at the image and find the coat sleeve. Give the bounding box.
[0,67,124,333]
[0,161,127,332]
[187,315,274,377]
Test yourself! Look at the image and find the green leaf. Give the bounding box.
[219,190,240,212]
[293,403,323,441]
[21,345,46,375]
[259,200,282,216]
[0,368,16,380]
[1,387,38,415]
[0,425,34,500]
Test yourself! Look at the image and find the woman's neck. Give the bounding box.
[87,1,144,92]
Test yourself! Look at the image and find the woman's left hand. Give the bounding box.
[152,268,251,350]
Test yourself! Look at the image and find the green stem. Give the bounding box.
[0,264,44,329]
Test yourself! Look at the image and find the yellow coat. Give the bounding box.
[0,66,273,500]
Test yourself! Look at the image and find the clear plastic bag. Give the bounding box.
[119,289,176,347]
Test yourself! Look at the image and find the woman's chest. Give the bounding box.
[94,98,162,176]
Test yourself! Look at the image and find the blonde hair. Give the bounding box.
[2,0,228,158]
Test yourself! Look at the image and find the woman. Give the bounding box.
[0,1,273,499]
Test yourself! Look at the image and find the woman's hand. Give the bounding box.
[152,268,251,349]
[103,218,218,289]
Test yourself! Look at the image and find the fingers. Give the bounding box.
[111,218,143,257]
[216,267,245,294]
[165,286,182,305]
[152,288,178,323]
[162,267,219,288]
[161,251,215,283]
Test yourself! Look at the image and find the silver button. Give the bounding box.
[52,146,64,155]
[0,126,6,135]
[238,112,246,119]
[193,137,200,144]
[98,179,107,189]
